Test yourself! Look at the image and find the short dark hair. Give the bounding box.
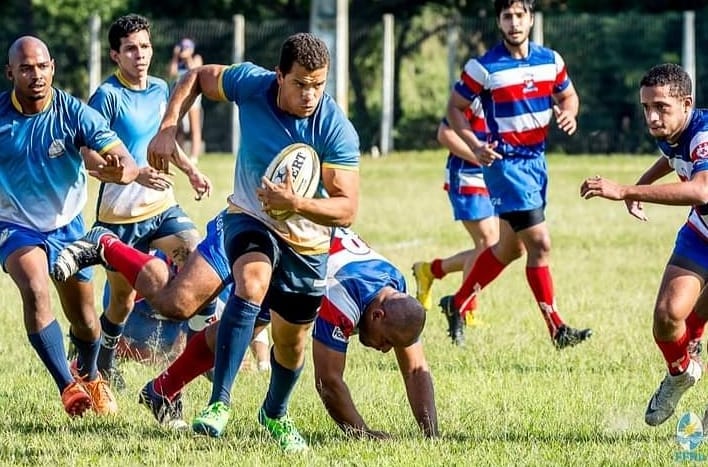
[640,63,692,98]
[494,0,535,17]
[108,14,150,52]
[278,32,329,75]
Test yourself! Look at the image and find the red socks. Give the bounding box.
[100,236,155,286]
[686,309,707,342]
[656,331,691,375]
[153,329,215,400]
[525,265,565,336]
[453,248,505,310]
[430,259,445,279]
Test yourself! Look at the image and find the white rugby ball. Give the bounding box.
[263,143,320,220]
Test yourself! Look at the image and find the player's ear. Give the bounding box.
[275,67,284,85]
[684,95,693,113]
[5,65,12,81]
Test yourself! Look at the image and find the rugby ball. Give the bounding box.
[263,143,320,220]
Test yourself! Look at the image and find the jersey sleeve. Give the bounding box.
[454,58,487,102]
[311,297,356,353]
[87,86,117,124]
[689,131,708,174]
[218,62,274,105]
[320,108,360,171]
[552,50,572,94]
[74,101,121,154]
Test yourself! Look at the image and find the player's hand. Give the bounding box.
[472,141,502,166]
[580,175,626,201]
[136,166,173,191]
[258,168,296,213]
[187,169,212,201]
[89,153,131,184]
[553,105,577,135]
[625,200,648,221]
[147,127,178,173]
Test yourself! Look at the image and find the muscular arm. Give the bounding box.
[313,339,387,438]
[291,166,359,227]
[553,84,580,119]
[394,342,438,438]
[437,121,479,164]
[82,144,138,184]
[621,169,708,205]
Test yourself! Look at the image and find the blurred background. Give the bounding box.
[2,0,707,155]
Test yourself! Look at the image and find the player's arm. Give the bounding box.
[552,83,580,135]
[394,342,438,438]
[148,64,227,172]
[81,144,138,185]
[437,120,480,165]
[447,90,500,165]
[312,339,390,439]
[282,166,359,227]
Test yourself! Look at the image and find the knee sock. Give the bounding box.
[69,330,100,380]
[100,236,155,287]
[453,247,506,310]
[97,313,124,372]
[262,348,304,419]
[187,300,218,341]
[686,309,707,342]
[209,295,260,405]
[525,265,565,337]
[28,320,73,393]
[656,330,691,375]
[154,329,214,400]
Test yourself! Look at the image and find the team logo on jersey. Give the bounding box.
[692,141,708,160]
[522,73,538,93]
[0,228,10,248]
[47,139,66,158]
[331,326,348,343]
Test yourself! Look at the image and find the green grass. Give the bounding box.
[0,151,700,466]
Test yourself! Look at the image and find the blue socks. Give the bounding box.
[97,313,124,372]
[209,294,260,405]
[28,320,73,393]
[262,348,303,419]
[69,330,100,380]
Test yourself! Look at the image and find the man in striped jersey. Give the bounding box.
[439,0,592,349]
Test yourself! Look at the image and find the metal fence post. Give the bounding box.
[683,10,695,98]
[232,14,245,157]
[381,13,394,156]
[88,14,101,99]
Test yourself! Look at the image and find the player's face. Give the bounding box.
[110,29,153,86]
[358,325,393,353]
[276,61,328,118]
[7,43,54,102]
[497,2,534,47]
[640,84,692,142]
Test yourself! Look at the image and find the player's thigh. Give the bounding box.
[5,246,53,316]
[151,229,200,267]
[491,219,525,263]
[461,216,499,249]
[270,310,312,353]
[159,252,223,319]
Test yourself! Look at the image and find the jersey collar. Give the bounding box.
[11,88,54,115]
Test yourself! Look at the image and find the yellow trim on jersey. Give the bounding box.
[114,69,145,90]
[96,140,122,155]
[11,88,54,114]
[215,64,243,102]
[322,162,359,171]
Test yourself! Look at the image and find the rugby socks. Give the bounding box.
[656,330,691,375]
[525,265,565,336]
[187,300,218,341]
[430,259,446,279]
[209,295,260,405]
[97,313,124,373]
[99,236,155,287]
[686,309,707,342]
[453,247,506,310]
[69,330,100,381]
[28,320,74,393]
[262,348,303,419]
[153,329,214,400]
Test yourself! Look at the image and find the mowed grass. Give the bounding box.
[0,150,699,466]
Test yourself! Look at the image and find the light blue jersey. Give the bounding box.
[89,71,174,223]
[218,62,360,254]
[0,88,120,231]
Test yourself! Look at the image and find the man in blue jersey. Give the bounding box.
[440,0,592,349]
[580,64,708,427]
[0,36,137,417]
[413,99,499,345]
[147,32,360,451]
[81,14,211,391]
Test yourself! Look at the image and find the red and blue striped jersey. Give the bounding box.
[454,41,571,159]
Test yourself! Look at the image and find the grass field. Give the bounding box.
[0,151,701,466]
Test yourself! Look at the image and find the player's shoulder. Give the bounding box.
[147,75,169,92]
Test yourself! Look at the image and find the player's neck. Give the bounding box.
[667,109,693,145]
[503,40,529,59]
[116,69,148,90]
[11,88,52,115]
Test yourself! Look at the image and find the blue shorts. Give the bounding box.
[669,224,708,278]
[0,215,93,282]
[95,205,196,253]
[446,156,494,221]
[223,213,325,323]
[483,156,548,215]
[196,211,232,285]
